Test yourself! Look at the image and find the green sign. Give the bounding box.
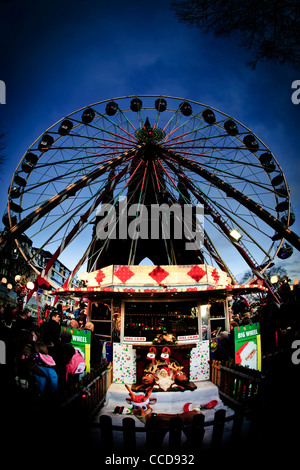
[234,323,261,371]
[61,326,91,373]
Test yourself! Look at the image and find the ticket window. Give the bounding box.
[200,304,209,340]
[209,301,226,338]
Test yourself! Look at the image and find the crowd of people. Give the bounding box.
[2,280,300,406]
[213,283,300,361]
[0,302,103,404]
[212,283,300,363]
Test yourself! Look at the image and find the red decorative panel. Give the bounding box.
[187,265,206,282]
[114,265,135,283]
[95,269,105,285]
[148,266,169,284]
[211,268,220,283]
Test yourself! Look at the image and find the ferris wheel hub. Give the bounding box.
[135,117,165,144]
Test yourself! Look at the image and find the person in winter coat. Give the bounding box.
[84,322,103,370]
[14,329,45,388]
[39,311,61,349]
[22,342,58,395]
[54,330,77,390]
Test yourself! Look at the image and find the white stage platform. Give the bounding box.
[92,381,239,451]
[97,381,228,424]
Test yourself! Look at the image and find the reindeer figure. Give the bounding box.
[169,361,197,391]
[125,384,217,426]
[125,385,157,424]
[135,363,160,391]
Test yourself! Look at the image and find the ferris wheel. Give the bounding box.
[1,95,299,287]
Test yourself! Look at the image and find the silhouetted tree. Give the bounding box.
[239,264,288,284]
[170,0,300,69]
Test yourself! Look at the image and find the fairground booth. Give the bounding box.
[54,263,267,389]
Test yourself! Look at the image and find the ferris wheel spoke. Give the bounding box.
[163,122,228,146]
[165,153,277,215]
[160,110,183,134]
[166,150,274,175]
[21,153,130,196]
[115,107,140,133]
[36,150,132,170]
[64,114,139,145]
[24,161,134,268]
[46,159,134,230]
[32,139,134,153]
[207,200,273,260]
[210,197,275,245]
[69,107,138,139]
[67,130,136,147]
[64,235,98,288]
[2,147,142,247]
[33,153,142,280]
[60,114,137,148]
[162,114,199,141]
[194,162,274,195]
[89,166,148,270]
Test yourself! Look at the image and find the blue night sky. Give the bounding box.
[0,0,299,281]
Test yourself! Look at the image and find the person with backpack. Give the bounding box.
[54,330,86,390]
[21,342,58,396]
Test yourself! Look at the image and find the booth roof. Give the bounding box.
[50,283,268,299]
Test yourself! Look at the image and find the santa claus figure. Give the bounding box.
[235,341,257,370]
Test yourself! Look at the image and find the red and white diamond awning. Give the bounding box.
[79,264,231,288]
